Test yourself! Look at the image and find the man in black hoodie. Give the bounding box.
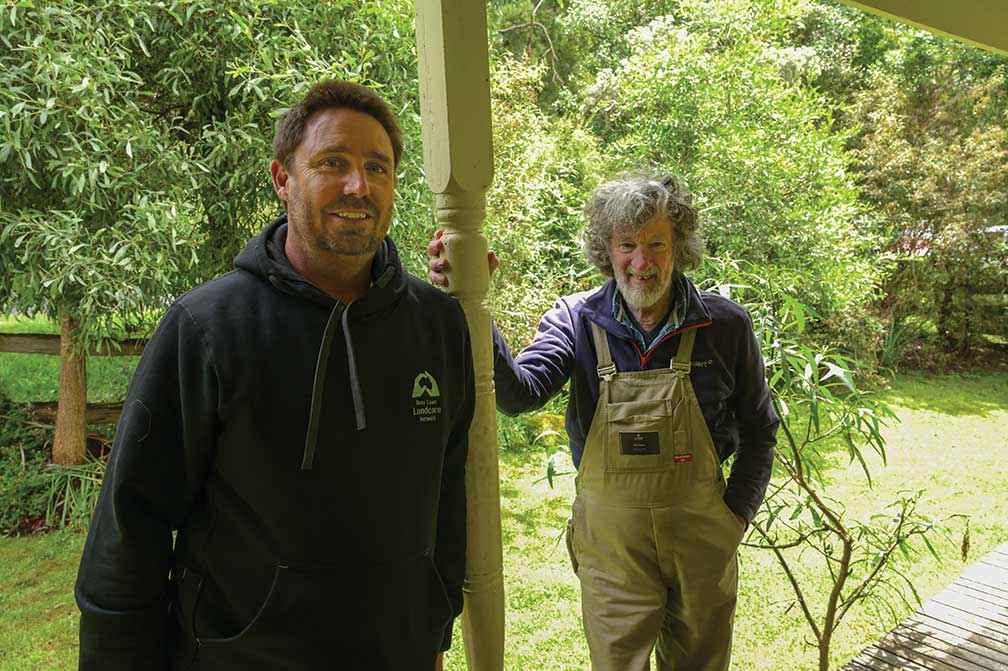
[76,80,475,671]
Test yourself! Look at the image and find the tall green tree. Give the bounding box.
[849,36,1008,357]
[0,1,203,464]
[580,1,884,330]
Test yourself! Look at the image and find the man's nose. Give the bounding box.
[343,164,371,197]
[631,248,651,269]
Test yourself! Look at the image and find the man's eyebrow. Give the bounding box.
[368,149,393,164]
[315,145,392,165]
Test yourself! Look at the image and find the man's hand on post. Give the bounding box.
[427,229,499,288]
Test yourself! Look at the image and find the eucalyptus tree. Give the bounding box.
[0,1,203,464]
[702,258,948,671]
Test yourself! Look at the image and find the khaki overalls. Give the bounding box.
[565,323,746,671]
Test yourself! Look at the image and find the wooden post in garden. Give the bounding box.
[52,312,87,465]
[414,1,504,669]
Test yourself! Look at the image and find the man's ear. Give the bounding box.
[270,159,290,201]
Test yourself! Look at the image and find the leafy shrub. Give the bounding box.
[44,456,106,531]
[485,55,604,347]
[849,42,1008,358]
[581,7,886,336]
[0,398,50,535]
[0,395,109,535]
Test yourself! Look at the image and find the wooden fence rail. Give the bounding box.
[0,332,146,427]
[29,401,124,425]
[0,333,146,356]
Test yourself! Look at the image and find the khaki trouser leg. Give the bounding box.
[574,498,665,671]
[653,490,741,671]
[655,568,737,671]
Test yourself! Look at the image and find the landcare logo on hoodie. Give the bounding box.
[412,371,442,423]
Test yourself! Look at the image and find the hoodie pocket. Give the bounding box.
[191,552,453,665]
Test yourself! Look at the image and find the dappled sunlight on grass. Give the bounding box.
[881,372,1007,417]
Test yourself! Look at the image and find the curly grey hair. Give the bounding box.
[581,171,703,277]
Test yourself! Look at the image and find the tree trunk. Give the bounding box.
[959,281,974,356]
[938,280,955,353]
[52,312,87,465]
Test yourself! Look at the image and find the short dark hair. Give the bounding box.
[273,80,403,169]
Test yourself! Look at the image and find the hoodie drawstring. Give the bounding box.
[300,300,367,471]
[342,306,367,432]
[301,304,341,471]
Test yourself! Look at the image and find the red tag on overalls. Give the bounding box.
[672,454,693,463]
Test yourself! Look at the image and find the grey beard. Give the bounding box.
[615,274,671,311]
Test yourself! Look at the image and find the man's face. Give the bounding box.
[274,107,396,260]
[610,215,675,310]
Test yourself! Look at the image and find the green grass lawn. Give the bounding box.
[1,371,1005,670]
[0,530,84,671]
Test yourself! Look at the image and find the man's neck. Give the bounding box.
[285,236,372,304]
[627,293,671,333]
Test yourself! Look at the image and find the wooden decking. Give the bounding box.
[842,543,1008,670]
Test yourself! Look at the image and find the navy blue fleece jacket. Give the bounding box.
[493,275,778,523]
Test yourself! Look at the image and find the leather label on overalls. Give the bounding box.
[619,431,660,455]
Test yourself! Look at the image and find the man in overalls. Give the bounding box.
[428,171,779,670]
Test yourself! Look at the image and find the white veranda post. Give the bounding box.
[414,1,505,669]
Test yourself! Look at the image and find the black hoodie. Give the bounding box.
[76,216,475,670]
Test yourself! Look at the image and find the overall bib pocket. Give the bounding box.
[605,399,686,473]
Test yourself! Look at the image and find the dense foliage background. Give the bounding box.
[2,0,1005,361]
[1,3,1005,668]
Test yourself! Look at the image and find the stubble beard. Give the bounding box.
[295,194,390,258]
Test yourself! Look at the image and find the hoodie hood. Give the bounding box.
[234,213,404,318]
[234,213,408,469]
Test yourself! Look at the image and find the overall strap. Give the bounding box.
[670,327,697,374]
[590,322,617,380]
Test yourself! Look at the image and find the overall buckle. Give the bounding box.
[597,363,617,381]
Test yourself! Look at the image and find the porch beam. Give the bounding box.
[839,1,1008,56]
